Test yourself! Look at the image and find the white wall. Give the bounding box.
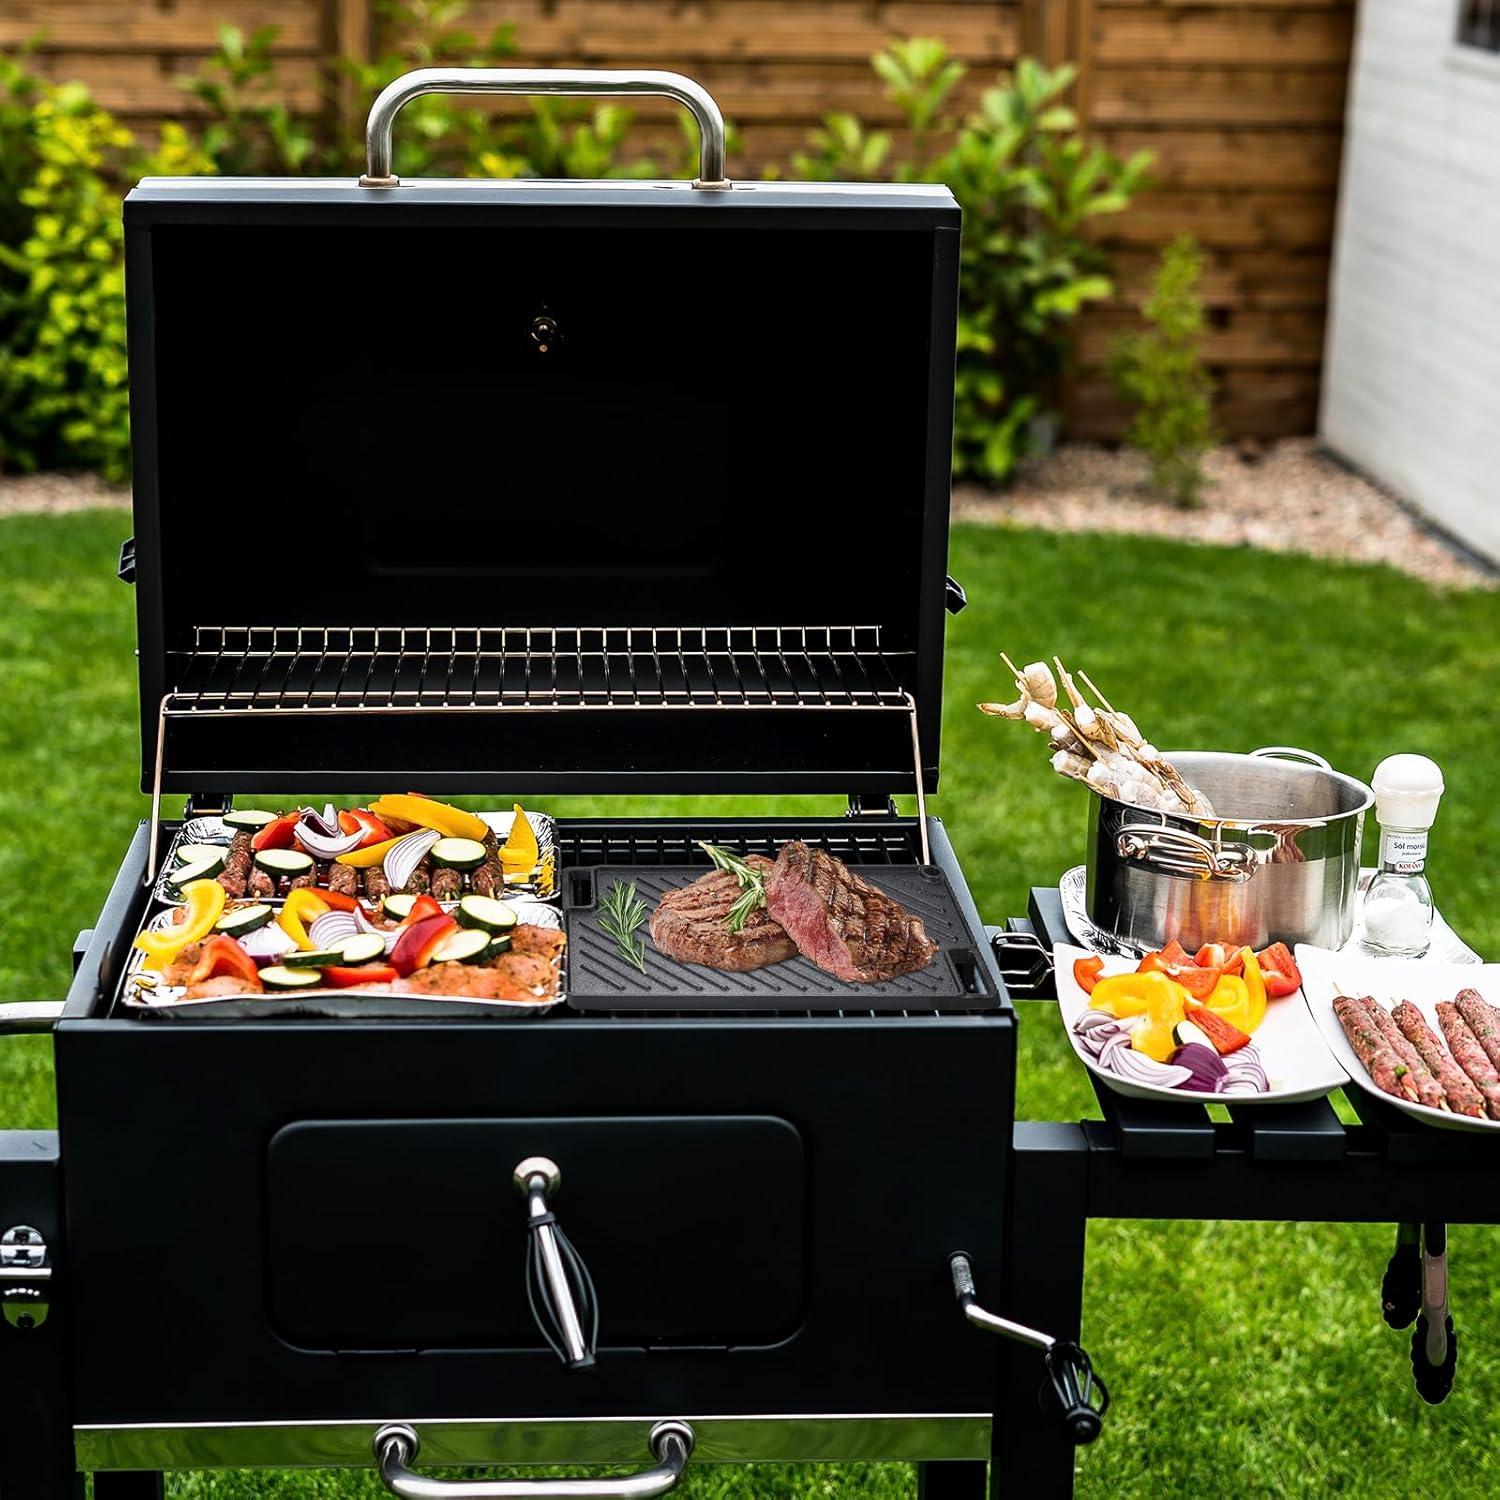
[1321,0,1500,564]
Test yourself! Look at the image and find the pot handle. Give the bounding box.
[360,68,730,189]
[1116,824,1254,883]
[1250,746,1332,771]
[373,1421,694,1499]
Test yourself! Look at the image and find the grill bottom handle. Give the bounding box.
[949,1252,1109,1446]
[373,1421,694,1500]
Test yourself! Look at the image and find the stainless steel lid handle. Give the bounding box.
[1249,745,1332,771]
[360,67,730,189]
[515,1155,599,1370]
[374,1421,694,1499]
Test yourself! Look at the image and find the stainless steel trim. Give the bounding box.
[361,68,729,188]
[0,1000,65,1035]
[75,1414,991,1471]
[374,1421,693,1499]
[949,1253,1051,1351]
[1,1225,52,1330]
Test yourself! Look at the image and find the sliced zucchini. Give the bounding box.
[430,928,494,965]
[175,842,229,866]
[486,932,513,959]
[167,852,226,887]
[223,809,279,832]
[283,948,346,969]
[337,933,387,967]
[456,895,518,934]
[215,904,274,938]
[259,964,323,991]
[382,893,418,921]
[253,848,314,879]
[430,837,487,873]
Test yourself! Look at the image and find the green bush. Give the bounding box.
[0,54,212,481]
[791,41,1150,485]
[1107,233,1216,508]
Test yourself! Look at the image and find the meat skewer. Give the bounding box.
[1436,1001,1500,1120]
[1393,1001,1486,1118]
[247,866,274,899]
[363,864,390,905]
[406,857,432,896]
[1454,990,1500,1073]
[327,862,358,899]
[1333,994,1417,1102]
[1364,1001,1447,1111]
[430,866,462,901]
[217,831,252,899]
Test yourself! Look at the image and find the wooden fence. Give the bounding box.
[4,0,1354,442]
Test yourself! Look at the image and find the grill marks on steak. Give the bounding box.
[765,841,938,983]
[649,856,799,972]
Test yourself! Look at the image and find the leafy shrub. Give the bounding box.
[791,42,1150,485]
[1108,233,1216,508]
[0,56,211,481]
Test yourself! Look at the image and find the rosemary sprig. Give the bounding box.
[699,842,768,933]
[598,878,649,973]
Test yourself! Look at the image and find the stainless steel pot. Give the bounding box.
[1085,746,1374,953]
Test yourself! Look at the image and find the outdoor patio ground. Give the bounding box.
[4,509,1499,1498]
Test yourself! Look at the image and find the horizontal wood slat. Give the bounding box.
[7,0,1353,440]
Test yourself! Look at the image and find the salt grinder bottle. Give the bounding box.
[1362,754,1444,958]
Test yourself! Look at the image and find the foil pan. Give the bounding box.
[154,807,559,906]
[119,898,565,1020]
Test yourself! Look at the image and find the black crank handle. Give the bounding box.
[949,1253,1109,1446]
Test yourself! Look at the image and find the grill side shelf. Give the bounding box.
[565,864,997,1014]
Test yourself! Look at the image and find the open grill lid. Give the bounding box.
[122,70,961,808]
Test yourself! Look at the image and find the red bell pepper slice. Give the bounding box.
[397,894,444,928]
[338,808,394,849]
[321,964,400,988]
[1182,997,1252,1054]
[303,887,374,918]
[1073,956,1105,994]
[389,914,457,976]
[250,812,299,852]
[188,936,263,988]
[1255,941,1302,999]
[1193,943,1244,976]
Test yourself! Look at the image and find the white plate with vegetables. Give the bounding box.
[1055,944,1348,1105]
[1297,947,1500,1134]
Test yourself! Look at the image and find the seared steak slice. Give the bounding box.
[765,841,938,983]
[650,857,797,971]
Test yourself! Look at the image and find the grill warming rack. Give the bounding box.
[148,623,931,879]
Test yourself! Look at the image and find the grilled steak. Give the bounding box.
[650,857,798,972]
[765,841,938,984]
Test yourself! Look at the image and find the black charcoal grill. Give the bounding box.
[0,69,1110,1500]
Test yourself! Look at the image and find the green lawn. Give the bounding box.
[4,510,1498,1499]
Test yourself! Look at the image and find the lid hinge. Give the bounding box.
[185,791,233,819]
[846,794,899,820]
[117,537,136,584]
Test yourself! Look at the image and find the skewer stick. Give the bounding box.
[1052,656,1086,711]
[999,651,1025,687]
[1078,669,1116,713]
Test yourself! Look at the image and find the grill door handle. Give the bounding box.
[361,68,730,189]
[373,1421,694,1499]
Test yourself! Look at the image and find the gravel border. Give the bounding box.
[954,439,1497,591]
[0,471,130,517]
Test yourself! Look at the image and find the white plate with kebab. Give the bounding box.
[1298,946,1500,1133]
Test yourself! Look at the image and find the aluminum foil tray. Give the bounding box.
[564,864,997,1012]
[154,808,558,906]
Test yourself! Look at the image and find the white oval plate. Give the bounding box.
[1055,943,1349,1105]
[1296,945,1500,1133]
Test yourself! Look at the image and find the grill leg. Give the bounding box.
[91,1476,164,1499]
[918,1460,990,1498]
[991,1122,1091,1500]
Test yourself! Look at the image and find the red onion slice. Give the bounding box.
[384,828,439,891]
[298,804,343,838]
[294,819,365,860]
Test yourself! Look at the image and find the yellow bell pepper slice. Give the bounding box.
[1089,969,1182,1020]
[1202,973,1254,1035]
[1239,947,1268,1034]
[367,794,489,843]
[133,879,226,971]
[277,888,330,951]
[499,803,540,876]
[335,835,405,869]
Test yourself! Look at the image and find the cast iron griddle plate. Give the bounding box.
[566,864,996,1012]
